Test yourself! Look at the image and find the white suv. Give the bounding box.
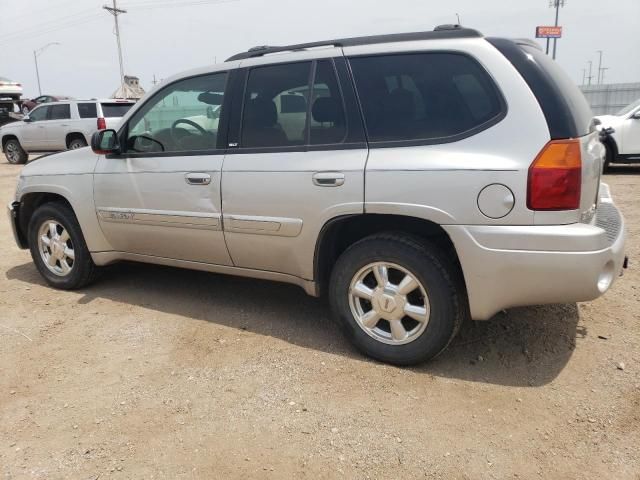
[7,26,627,365]
[1,99,135,163]
[595,98,640,171]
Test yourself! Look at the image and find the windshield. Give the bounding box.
[616,98,640,117]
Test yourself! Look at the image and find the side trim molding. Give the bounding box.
[97,207,221,230]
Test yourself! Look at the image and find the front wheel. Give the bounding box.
[329,233,466,365]
[4,138,28,164]
[28,202,98,289]
[603,142,615,174]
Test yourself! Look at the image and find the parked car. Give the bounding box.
[7,26,626,365]
[0,99,134,163]
[595,98,640,172]
[0,77,23,100]
[21,95,74,115]
[0,99,19,128]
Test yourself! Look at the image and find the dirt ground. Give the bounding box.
[1,158,639,480]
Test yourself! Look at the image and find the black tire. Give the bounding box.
[4,138,28,164]
[603,143,614,174]
[28,202,98,289]
[68,136,87,150]
[329,233,466,365]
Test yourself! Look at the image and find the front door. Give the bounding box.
[21,104,50,150]
[620,109,640,156]
[221,56,368,280]
[94,71,232,265]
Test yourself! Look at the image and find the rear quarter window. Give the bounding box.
[100,103,134,117]
[487,38,594,139]
[348,52,505,145]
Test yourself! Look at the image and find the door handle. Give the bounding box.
[185,173,211,185]
[312,172,345,187]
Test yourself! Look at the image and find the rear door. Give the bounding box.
[46,103,72,150]
[221,55,368,280]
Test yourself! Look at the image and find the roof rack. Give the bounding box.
[226,25,482,62]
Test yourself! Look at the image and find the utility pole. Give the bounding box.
[103,0,127,87]
[596,50,605,84]
[549,0,566,60]
[582,68,586,86]
[33,42,60,96]
[586,60,594,86]
[600,67,609,84]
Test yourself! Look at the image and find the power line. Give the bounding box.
[0,11,104,43]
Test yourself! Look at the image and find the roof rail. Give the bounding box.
[225,25,482,62]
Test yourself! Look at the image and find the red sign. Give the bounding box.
[536,26,563,38]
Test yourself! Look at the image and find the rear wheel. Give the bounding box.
[28,202,98,289]
[329,233,466,365]
[68,136,87,150]
[4,138,27,164]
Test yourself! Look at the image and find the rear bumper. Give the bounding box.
[445,184,626,320]
[7,201,28,249]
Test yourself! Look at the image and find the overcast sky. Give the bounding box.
[1,0,639,99]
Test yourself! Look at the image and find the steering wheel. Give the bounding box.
[170,118,207,145]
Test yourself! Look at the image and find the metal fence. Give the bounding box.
[580,83,640,115]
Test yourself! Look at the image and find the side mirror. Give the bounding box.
[23,116,31,122]
[632,111,640,120]
[91,129,120,155]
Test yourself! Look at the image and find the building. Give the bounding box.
[580,82,640,115]
[112,75,146,100]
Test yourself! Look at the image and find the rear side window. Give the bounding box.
[101,103,133,118]
[78,103,97,118]
[241,62,311,148]
[349,53,504,144]
[49,104,71,120]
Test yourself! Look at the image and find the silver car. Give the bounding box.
[0,99,135,164]
[7,26,627,365]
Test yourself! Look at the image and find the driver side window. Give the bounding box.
[126,72,227,154]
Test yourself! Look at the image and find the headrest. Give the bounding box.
[246,97,278,127]
[312,97,342,123]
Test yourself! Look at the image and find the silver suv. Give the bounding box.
[7,26,627,365]
[1,99,135,164]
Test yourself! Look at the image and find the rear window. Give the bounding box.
[520,44,593,137]
[78,102,97,118]
[487,38,593,139]
[348,53,504,144]
[100,102,133,118]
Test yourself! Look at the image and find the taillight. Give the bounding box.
[527,139,582,211]
[97,117,106,130]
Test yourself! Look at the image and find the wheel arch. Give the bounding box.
[603,134,619,159]
[65,132,88,148]
[313,213,466,298]
[2,134,20,151]
[17,192,74,243]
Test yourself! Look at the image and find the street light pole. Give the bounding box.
[548,0,566,60]
[33,42,61,96]
[596,50,605,84]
